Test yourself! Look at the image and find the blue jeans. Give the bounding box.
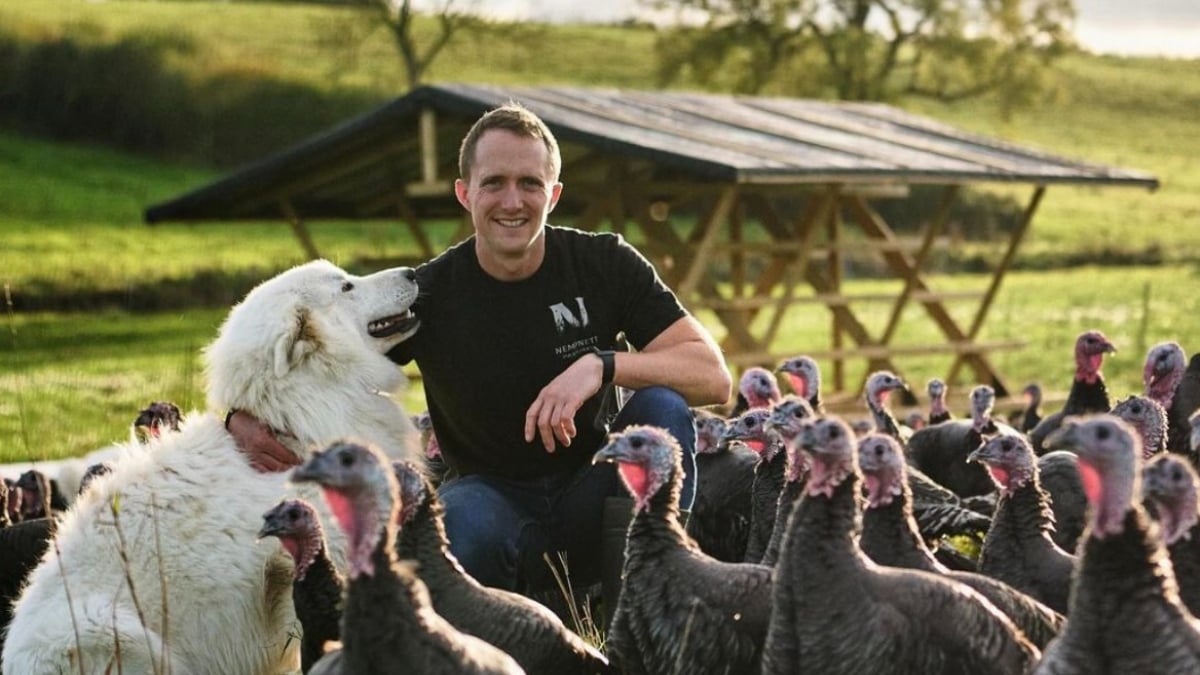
[438,386,697,591]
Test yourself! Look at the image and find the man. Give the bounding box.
[234,102,731,594]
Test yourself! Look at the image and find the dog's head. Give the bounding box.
[204,260,419,418]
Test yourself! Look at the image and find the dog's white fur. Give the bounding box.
[3,260,421,675]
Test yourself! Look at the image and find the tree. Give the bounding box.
[642,0,1075,107]
[346,0,485,89]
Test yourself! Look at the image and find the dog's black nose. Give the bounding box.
[401,268,416,282]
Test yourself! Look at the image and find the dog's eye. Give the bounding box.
[341,281,354,292]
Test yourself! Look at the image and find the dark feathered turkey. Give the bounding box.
[15,469,68,520]
[2,478,19,525]
[389,460,611,675]
[132,400,183,444]
[730,366,783,417]
[759,419,814,567]
[776,355,826,414]
[687,408,756,563]
[259,498,344,674]
[594,425,772,675]
[926,378,954,426]
[761,416,1039,675]
[1038,450,1088,552]
[723,407,788,564]
[1029,330,1117,454]
[1033,415,1200,674]
[1142,453,1200,617]
[971,433,1076,613]
[0,479,9,529]
[1009,383,1045,433]
[858,433,1064,648]
[0,517,54,657]
[864,370,913,444]
[291,441,524,675]
[1167,352,1200,456]
[908,384,1018,498]
[1111,394,1168,457]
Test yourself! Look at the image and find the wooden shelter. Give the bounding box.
[145,84,1158,401]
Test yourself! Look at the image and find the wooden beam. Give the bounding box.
[677,187,738,298]
[724,339,1027,368]
[278,198,320,259]
[420,108,438,184]
[947,185,1046,386]
[879,185,959,345]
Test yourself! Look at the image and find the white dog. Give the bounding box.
[3,260,421,675]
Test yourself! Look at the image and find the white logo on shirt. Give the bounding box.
[550,297,589,333]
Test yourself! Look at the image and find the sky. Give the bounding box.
[453,0,1200,59]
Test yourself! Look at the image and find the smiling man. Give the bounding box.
[387,102,731,596]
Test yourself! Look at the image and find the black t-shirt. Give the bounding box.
[389,226,687,479]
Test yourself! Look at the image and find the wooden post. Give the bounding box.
[278,198,320,260]
[827,187,845,392]
[419,108,438,184]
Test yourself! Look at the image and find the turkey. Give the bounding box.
[1029,329,1117,454]
[0,518,54,657]
[131,400,184,444]
[0,479,8,529]
[730,366,783,416]
[1038,451,1088,552]
[76,462,114,496]
[1142,453,1200,616]
[1192,411,1200,468]
[687,408,757,563]
[15,469,68,520]
[259,499,344,674]
[776,355,826,414]
[593,425,772,675]
[1168,353,1200,456]
[724,407,789,564]
[760,416,1039,675]
[1010,383,1045,433]
[864,370,913,444]
[908,384,1018,498]
[389,459,612,675]
[760,396,817,566]
[1111,394,1168,457]
[1033,415,1200,674]
[858,433,1064,648]
[970,433,1076,613]
[412,410,451,486]
[926,378,954,426]
[291,441,525,675]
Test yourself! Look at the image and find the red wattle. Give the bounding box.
[618,463,650,500]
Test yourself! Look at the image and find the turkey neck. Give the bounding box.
[745,448,789,561]
[1069,509,1181,635]
[869,403,903,441]
[343,544,432,673]
[987,477,1058,547]
[396,497,470,590]
[861,491,942,573]
[761,479,806,567]
[1064,371,1110,415]
[783,475,866,588]
[628,464,695,557]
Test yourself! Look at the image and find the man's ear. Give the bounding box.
[454,178,470,211]
[547,181,563,213]
[273,308,320,377]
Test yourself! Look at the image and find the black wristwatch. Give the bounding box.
[591,347,615,385]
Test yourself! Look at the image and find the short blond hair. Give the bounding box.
[458,102,561,181]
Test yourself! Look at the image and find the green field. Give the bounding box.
[2,0,1200,463]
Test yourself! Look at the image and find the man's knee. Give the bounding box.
[618,386,694,444]
[438,478,527,590]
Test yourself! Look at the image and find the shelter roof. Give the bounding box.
[144,83,1158,223]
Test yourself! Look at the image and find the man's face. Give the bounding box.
[455,129,562,276]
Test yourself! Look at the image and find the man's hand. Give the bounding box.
[524,352,604,453]
[226,410,302,473]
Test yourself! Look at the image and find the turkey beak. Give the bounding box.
[257,516,284,540]
[966,444,988,464]
[1101,341,1117,355]
[290,457,327,485]
[1043,422,1079,451]
[592,443,622,465]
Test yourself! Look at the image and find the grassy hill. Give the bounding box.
[2,0,1199,461]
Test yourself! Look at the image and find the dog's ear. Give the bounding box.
[274,308,321,377]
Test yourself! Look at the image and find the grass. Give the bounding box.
[2,1,1200,463]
